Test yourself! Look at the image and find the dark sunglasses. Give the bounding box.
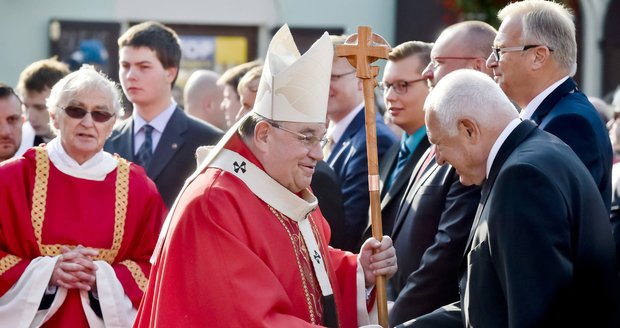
[61,106,116,123]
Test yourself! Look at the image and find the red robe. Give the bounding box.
[134,135,362,328]
[0,147,166,327]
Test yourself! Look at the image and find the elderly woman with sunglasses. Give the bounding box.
[0,65,166,327]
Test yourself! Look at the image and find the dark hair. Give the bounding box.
[238,112,267,139]
[0,83,22,105]
[118,21,182,86]
[17,58,70,95]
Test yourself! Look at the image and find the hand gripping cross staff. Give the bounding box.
[336,26,390,328]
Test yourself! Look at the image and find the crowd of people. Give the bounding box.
[0,0,619,327]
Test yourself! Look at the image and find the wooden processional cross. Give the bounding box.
[336,26,390,328]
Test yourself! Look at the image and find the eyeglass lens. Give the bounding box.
[63,106,115,123]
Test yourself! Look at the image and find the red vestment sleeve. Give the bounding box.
[134,169,361,327]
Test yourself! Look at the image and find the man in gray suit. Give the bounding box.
[105,21,222,208]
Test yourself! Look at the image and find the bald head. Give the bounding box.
[184,70,225,129]
[423,21,497,87]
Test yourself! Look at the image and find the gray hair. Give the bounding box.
[47,64,124,117]
[424,69,517,136]
[498,0,576,75]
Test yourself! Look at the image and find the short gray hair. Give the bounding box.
[498,0,576,75]
[46,64,124,117]
[424,69,517,136]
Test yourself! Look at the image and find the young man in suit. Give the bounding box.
[377,41,432,237]
[486,0,612,211]
[15,58,70,155]
[415,68,620,328]
[323,35,398,251]
[387,21,496,326]
[105,21,223,208]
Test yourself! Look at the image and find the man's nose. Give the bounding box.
[486,52,497,69]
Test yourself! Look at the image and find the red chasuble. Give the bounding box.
[0,147,166,327]
[134,134,361,328]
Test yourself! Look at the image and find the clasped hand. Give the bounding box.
[359,236,397,288]
[50,245,99,292]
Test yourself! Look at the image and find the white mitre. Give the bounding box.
[193,24,333,170]
[253,24,333,123]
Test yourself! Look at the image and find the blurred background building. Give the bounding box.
[0,0,618,99]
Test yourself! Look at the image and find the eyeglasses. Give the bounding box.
[428,56,483,70]
[491,45,554,61]
[60,106,116,123]
[330,70,356,82]
[270,122,328,148]
[379,78,426,95]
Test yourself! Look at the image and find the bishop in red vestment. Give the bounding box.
[134,25,397,328]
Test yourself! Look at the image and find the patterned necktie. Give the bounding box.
[136,124,154,168]
[386,141,410,190]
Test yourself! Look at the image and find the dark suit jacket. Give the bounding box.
[609,168,620,269]
[378,136,431,236]
[530,78,612,211]
[311,160,347,249]
[326,109,398,251]
[460,120,620,327]
[388,147,480,326]
[104,107,223,208]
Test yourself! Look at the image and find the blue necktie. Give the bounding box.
[136,124,154,168]
[386,141,410,189]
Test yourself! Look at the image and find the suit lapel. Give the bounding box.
[379,144,399,199]
[390,146,436,239]
[148,107,188,179]
[107,119,134,161]
[327,109,366,163]
[530,78,578,124]
[461,120,538,258]
[381,137,430,208]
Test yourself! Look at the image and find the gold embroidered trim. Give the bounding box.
[269,206,317,325]
[120,259,148,292]
[31,147,129,264]
[0,255,21,275]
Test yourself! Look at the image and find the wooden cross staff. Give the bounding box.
[336,26,390,328]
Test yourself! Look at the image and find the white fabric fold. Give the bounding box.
[86,261,136,328]
[46,137,117,181]
[0,256,65,328]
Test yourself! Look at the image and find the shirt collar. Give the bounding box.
[133,100,177,134]
[402,126,427,153]
[486,118,522,178]
[520,76,569,120]
[327,102,364,143]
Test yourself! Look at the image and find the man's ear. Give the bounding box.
[458,117,480,144]
[531,46,551,70]
[253,121,271,152]
[166,67,178,85]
